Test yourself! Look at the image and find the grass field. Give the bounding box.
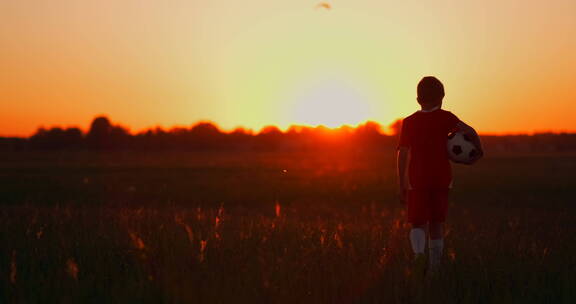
[1,150,575,303]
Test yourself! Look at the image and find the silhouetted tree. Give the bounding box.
[86,116,112,149]
[109,125,131,149]
[256,126,283,150]
[228,128,254,150]
[0,137,27,151]
[30,127,83,149]
[85,116,131,149]
[354,121,385,150]
[135,127,168,150]
[190,122,220,137]
[189,122,224,149]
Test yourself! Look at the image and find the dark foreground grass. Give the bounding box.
[0,150,575,303]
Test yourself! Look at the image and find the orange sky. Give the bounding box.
[1,0,575,136]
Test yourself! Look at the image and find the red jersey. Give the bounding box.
[398,109,460,189]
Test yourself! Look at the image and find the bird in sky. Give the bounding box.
[316,2,332,10]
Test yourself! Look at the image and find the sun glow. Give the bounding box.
[0,1,574,135]
[290,79,372,128]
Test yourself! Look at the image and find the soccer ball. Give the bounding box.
[447,131,479,164]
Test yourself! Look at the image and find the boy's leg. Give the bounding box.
[409,224,427,256]
[429,222,444,239]
[428,222,444,269]
[407,190,429,257]
[410,223,428,278]
[428,189,449,269]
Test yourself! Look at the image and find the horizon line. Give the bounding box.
[1,116,575,138]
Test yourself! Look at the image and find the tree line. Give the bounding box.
[22,116,395,151]
[0,116,574,152]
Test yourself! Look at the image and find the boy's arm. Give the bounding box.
[456,121,484,163]
[396,146,410,203]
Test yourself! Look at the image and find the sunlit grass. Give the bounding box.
[0,202,574,303]
[0,151,574,303]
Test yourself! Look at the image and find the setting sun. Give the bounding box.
[290,78,372,128]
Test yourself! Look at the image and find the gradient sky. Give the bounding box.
[1,0,575,136]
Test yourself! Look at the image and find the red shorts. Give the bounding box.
[407,189,449,225]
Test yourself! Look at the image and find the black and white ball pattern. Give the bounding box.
[447,131,478,164]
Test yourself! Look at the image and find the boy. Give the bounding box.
[396,76,483,271]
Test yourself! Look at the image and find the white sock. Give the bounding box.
[429,238,444,268]
[409,228,426,256]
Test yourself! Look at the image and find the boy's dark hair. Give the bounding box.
[417,76,445,105]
